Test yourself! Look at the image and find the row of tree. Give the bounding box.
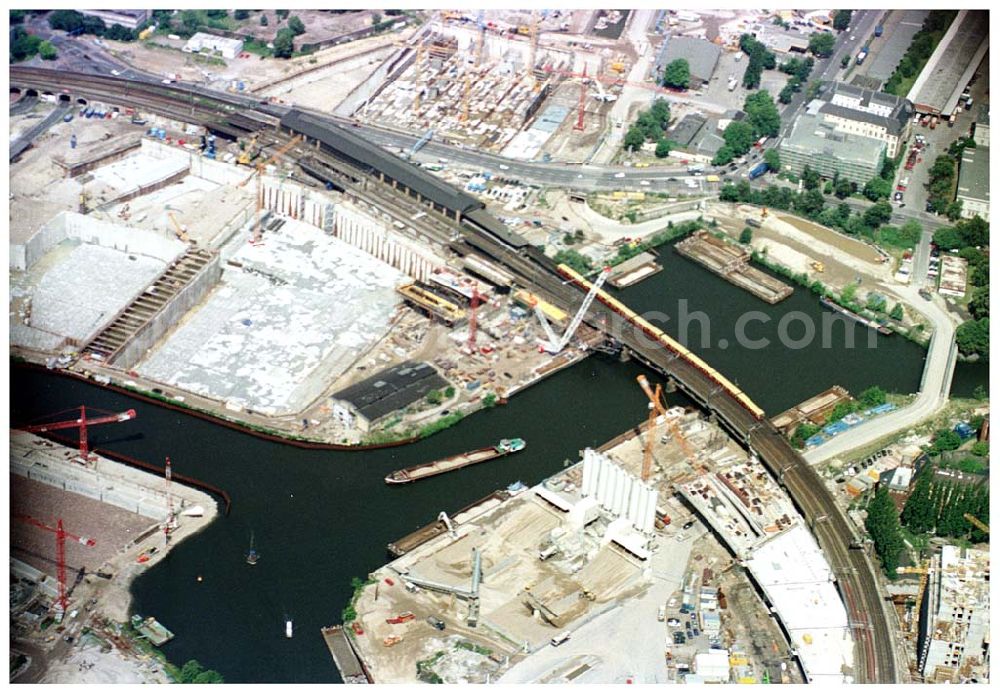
[901,466,989,543]
[720,179,896,239]
[738,34,776,90]
[778,55,815,104]
[931,215,989,357]
[865,487,905,579]
[712,91,781,166]
[884,11,957,96]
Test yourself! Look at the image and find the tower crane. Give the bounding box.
[238,135,303,245]
[14,514,96,619]
[896,562,931,637]
[641,382,663,482]
[534,265,611,354]
[466,283,484,353]
[963,513,990,534]
[18,405,137,461]
[636,374,700,480]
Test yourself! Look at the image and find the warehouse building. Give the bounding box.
[330,361,450,433]
[183,32,245,60]
[779,112,886,185]
[918,545,990,683]
[753,24,811,54]
[907,10,989,116]
[956,144,989,221]
[813,82,914,158]
[80,9,149,30]
[656,36,722,87]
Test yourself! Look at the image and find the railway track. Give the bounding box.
[9,67,897,683]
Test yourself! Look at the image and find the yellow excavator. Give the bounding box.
[237,134,260,166]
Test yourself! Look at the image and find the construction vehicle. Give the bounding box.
[237,134,260,166]
[811,261,825,273]
[238,135,303,245]
[963,513,990,534]
[138,25,155,41]
[18,406,137,461]
[14,514,96,619]
[167,212,189,242]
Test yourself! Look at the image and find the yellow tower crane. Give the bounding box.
[963,513,990,534]
[238,135,303,245]
[636,374,700,481]
[896,563,931,637]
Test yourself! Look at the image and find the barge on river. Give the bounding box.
[385,439,525,485]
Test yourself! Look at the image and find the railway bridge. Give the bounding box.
[9,67,897,683]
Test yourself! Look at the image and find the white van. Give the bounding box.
[551,632,570,646]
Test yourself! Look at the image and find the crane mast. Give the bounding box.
[15,514,96,619]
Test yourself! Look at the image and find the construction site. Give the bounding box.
[9,421,218,684]
[9,94,611,445]
[352,11,628,162]
[337,374,851,684]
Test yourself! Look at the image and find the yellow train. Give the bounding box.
[556,264,766,421]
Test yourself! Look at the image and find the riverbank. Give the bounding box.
[10,430,219,683]
[12,333,594,450]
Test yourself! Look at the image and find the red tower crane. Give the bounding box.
[574,64,589,131]
[14,514,96,618]
[19,406,137,461]
[467,284,484,353]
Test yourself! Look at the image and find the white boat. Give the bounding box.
[285,619,293,639]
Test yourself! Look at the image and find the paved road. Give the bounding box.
[804,287,957,465]
[9,102,71,161]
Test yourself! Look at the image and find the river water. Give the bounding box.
[10,243,987,682]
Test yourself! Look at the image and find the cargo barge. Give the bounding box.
[384,438,525,485]
[675,231,792,304]
[820,296,892,335]
[131,614,174,646]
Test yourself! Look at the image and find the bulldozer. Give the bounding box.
[811,261,825,273]
[238,134,261,166]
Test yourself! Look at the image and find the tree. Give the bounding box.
[945,200,963,221]
[968,286,989,320]
[722,121,756,155]
[48,9,85,32]
[553,249,593,274]
[426,389,442,405]
[372,13,383,26]
[739,227,753,244]
[859,386,886,408]
[622,127,645,152]
[833,10,853,31]
[654,138,673,158]
[273,28,295,58]
[863,202,893,228]
[104,24,135,41]
[662,58,691,89]
[956,318,989,357]
[444,385,456,398]
[275,10,290,20]
[712,146,735,167]
[180,660,205,684]
[260,14,269,26]
[234,10,251,21]
[193,670,224,684]
[38,40,57,60]
[797,189,826,218]
[971,440,989,456]
[801,165,821,190]
[862,177,891,201]
[287,15,305,36]
[808,32,836,57]
[10,27,42,62]
[744,90,781,137]
[901,467,936,534]
[933,429,963,453]
[866,487,905,579]
[763,148,781,172]
[866,293,887,313]
[10,10,26,24]
[205,10,228,19]
[841,54,851,68]
[778,83,796,104]
[890,303,904,321]
[841,283,858,304]
[834,179,854,199]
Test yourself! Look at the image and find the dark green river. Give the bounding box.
[10,242,987,682]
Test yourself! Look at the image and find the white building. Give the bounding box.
[918,545,990,683]
[183,32,244,60]
[81,9,149,30]
[812,82,914,159]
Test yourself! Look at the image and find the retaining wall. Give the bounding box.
[111,252,222,369]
